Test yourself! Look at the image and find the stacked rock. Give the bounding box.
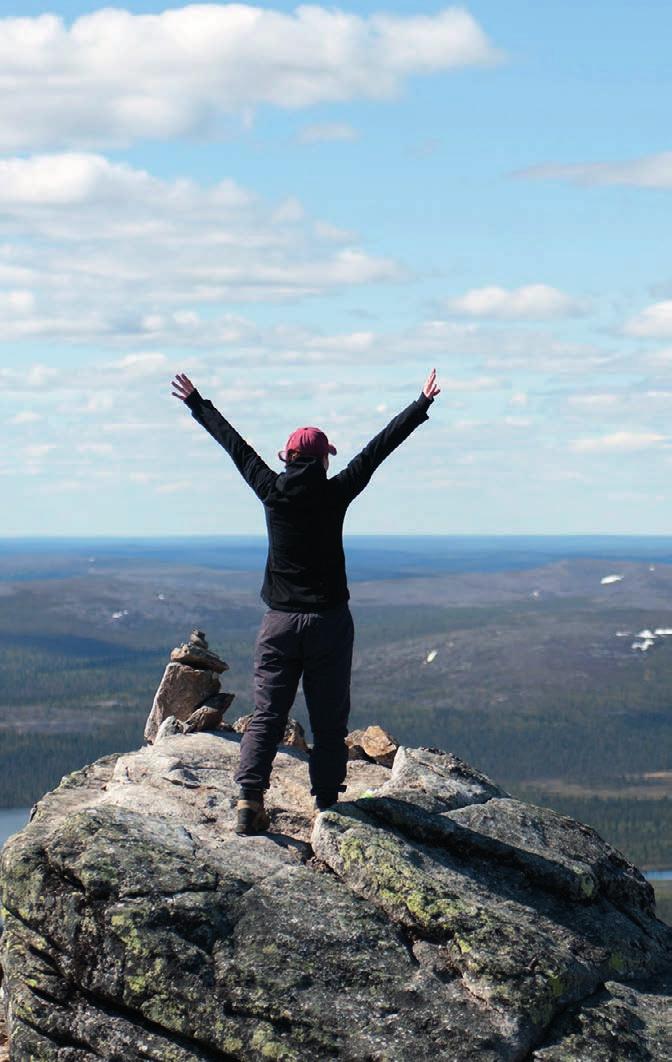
[144,630,235,744]
[345,724,399,767]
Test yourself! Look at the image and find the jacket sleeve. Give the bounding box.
[332,392,433,506]
[185,390,276,502]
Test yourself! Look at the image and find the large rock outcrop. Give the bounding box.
[1,733,670,1060]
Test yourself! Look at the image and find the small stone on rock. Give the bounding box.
[346,724,399,767]
[184,705,224,733]
[196,691,235,714]
[170,643,229,673]
[282,718,310,752]
[233,714,309,751]
[155,715,186,741]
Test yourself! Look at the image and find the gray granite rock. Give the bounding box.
[1,739,670,1060]
[532,972,672,1060]
[377,745,510,811]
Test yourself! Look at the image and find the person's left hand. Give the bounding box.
[422,367,441,400]
[171,372,196,401]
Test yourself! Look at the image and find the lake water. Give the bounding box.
[0,807,31,849]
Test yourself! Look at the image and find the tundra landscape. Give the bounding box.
[1,536,670,921]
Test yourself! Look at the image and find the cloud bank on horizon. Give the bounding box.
[3,1,672,536]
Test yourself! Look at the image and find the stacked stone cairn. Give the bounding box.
[144,630,235,744]
[143,629,312,751]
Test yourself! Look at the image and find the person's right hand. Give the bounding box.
[171,372,196,401]
[423,368,441,400]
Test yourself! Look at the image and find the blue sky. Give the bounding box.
[3,1,672,535]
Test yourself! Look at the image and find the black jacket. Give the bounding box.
[185,389,433,612]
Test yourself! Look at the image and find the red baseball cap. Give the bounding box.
[278,426,337,463]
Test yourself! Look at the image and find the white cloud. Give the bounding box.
[0,153,176,206]
[646,346,672,366]
[371,9,501,71]
[0,289,35,313]
[0,153,404,344]
[35,478,84,494]
[313,220,357,242]
[561,390,672,436]
[624,301,672,338]
[0,363,59,390]
[298,123,358,144]
[26,364,59,387]
[77,443,114,456]
[570,431,666,453]
[445,284,585,320]
[0,311,620,407]
[109,353,169,378]
[271,197,304,224]
[305,330,377,355]
[0,353,171,394]
[154,480,193,494]
[80,393,115,413]
[9,410,41,424]
[0,152,252,213]
[568,393,620,409]
[517,151,672,188]
[23,443,56,459]
[0,6,501,151]
[503,415,531,428]
[436,375,502,391]
[398,318,610,374]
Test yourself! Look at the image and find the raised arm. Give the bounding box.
[171,372,276,502]
[332,368,441,506]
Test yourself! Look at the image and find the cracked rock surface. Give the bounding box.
[1,735,670,1060]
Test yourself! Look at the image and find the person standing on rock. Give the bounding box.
[171,368,441,834]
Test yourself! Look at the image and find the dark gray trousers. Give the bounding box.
[235,602,355,799]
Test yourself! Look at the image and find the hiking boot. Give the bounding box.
[313,784,346,813]
[235,795,270,836]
